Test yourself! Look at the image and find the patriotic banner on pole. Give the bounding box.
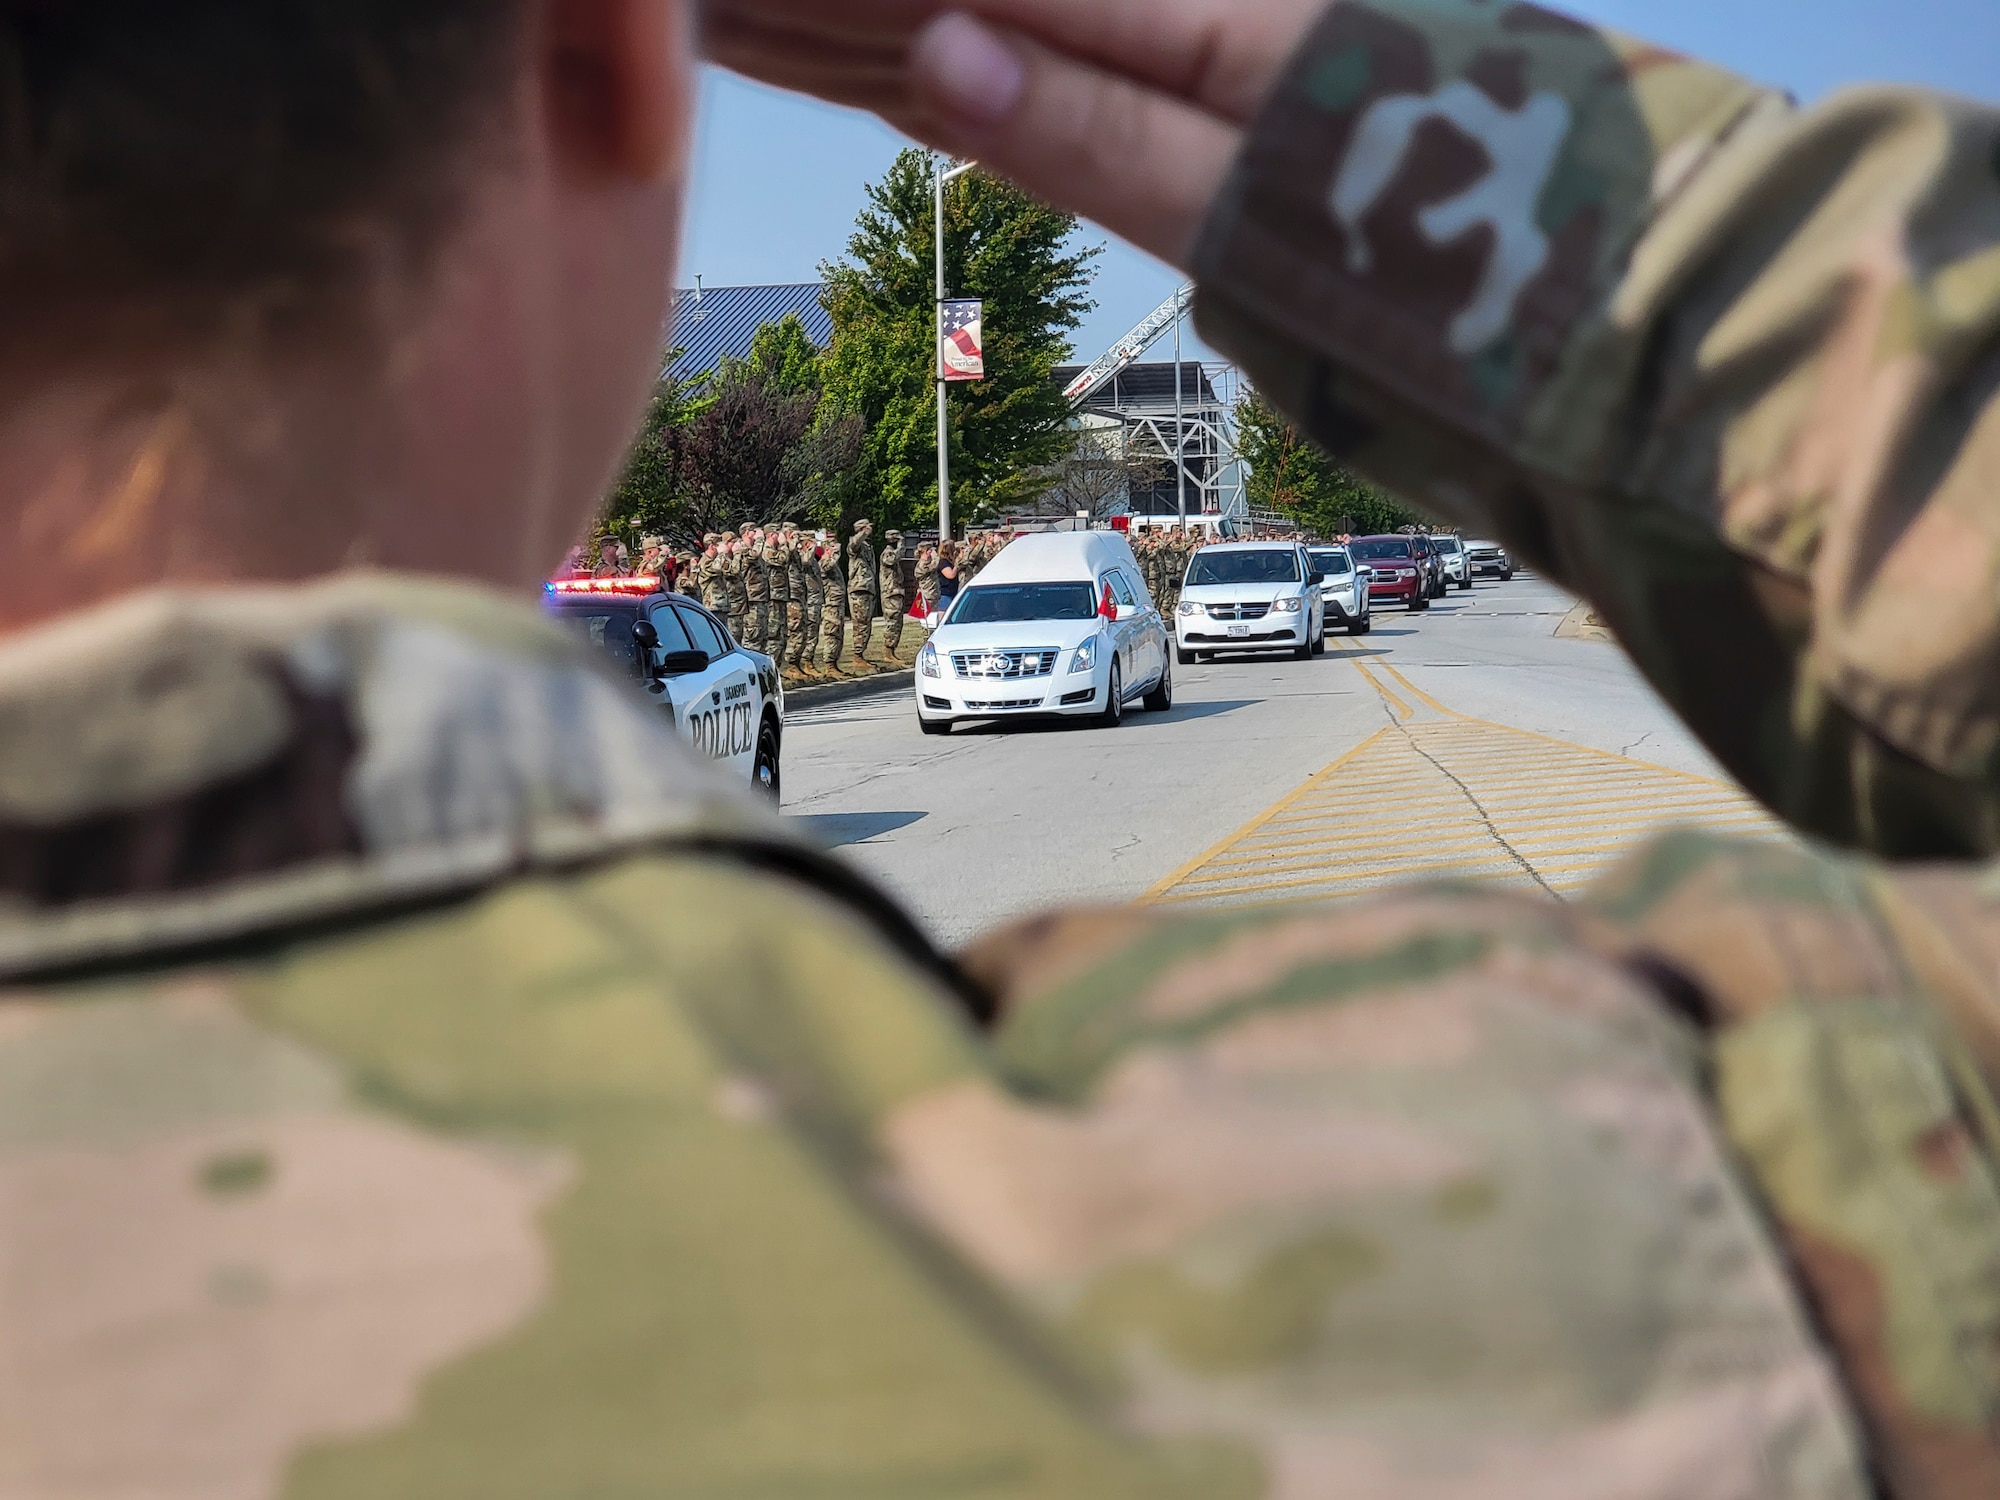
[938,299,984,382]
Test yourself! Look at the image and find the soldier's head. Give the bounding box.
[0,0,704,632]
[885,529,903,543]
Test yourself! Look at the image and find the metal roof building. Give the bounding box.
[665,283,831,383]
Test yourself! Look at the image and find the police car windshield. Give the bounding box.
[548,601,640,666]
[1351,539,1414,560]
[1310,549,1354,574]
[950,582,1098,624]
[1187,549,1301,586]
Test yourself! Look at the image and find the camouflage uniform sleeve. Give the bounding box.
[1193,0,2000,860]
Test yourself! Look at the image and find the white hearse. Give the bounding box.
[915,531,1171,733]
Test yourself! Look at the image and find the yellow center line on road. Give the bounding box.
[1141,633,1787,909]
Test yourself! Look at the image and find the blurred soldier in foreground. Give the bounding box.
[847,517,878,664]
[7,0,2000,1497]
[879,527,908,658]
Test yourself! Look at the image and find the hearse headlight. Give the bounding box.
[1068,638,1097,674]
[918,642,941,678]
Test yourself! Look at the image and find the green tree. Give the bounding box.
[602,315,860,543]
[819,149,1097,533]
[1234,388,1424,536]
[746,314,824,397]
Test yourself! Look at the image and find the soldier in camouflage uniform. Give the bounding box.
[15,2,2000,1498]
[877,528,907,659]
[699,536,729,617]
[1136,528,1163,606]
[782,527,810,672]
[760,525,790,664]
[673,547,699,598]
[797,535,825,673]
[846,518,878,664]
[739,526,769,653]
[913,542,941,616]
[719,535,749,643]
[1164,527,1190,614]
[817,536,847,672]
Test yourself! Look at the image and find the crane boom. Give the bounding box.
[1062,283,1195,407]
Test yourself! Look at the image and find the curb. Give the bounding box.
[1554,599,1614,642]
[784,669,914,709]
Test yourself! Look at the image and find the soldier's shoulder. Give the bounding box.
[2,844,986,1493]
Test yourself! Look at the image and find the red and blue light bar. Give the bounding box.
[546,576,661,596]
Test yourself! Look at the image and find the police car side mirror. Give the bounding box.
[630,620,661,680]
[658,649,710,677]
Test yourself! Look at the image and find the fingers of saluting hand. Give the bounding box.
[699,0,945,112]
[909,13,1239,271]
[943,0,1323,124]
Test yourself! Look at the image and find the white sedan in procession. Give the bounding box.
[1175,541,1325,662]
[545,578,784,798]
[915,531,1171,733]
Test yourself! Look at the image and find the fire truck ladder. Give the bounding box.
[1060,282,1195,407]
[1062,283,1245,519]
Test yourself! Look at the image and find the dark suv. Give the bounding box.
[1349,535,1430,611]
[1407,532,1448,598]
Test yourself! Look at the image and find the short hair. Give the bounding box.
[0,0,525,343]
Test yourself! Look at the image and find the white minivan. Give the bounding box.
[915,531,1171,733]
[1175,541,1325,663]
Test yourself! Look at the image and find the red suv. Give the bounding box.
[1350,535,1431,611]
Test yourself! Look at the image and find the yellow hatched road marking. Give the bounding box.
[1144,639,1787,908]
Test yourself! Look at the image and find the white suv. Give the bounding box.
[1308,545,1372,635]
[1433,534,1472,590]
[1175,542,1324,663]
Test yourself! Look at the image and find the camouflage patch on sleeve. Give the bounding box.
[1196,1,2000,861]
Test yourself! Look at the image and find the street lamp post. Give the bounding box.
[935,155,975,541]
[1173,295,1186,526]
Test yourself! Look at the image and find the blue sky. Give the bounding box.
[678,0,1998,364]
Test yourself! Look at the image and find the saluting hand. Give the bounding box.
[697,0,1325,269]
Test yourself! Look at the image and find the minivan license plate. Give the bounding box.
[1227,624,1250,637]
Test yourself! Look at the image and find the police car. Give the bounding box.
[544,577,784,798]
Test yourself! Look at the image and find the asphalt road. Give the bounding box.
[781,572,1778,947]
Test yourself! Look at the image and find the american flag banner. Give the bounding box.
[938,299,984,382]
